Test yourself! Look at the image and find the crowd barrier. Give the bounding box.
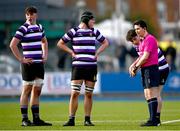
[0,72,100,96]
[0,72,179,96]
[101,72,180,93]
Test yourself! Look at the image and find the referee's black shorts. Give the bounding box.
[71,66,97,82]
[141,65,159,89]
[21,63,44,81]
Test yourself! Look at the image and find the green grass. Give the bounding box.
[0,100,180,130]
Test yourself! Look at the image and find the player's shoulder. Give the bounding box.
[145,34,157,44]
[91,28,100,34]
[21,23,29,28]
[17,23,29,33]
[68,26,79,35]
[36,23,44,31]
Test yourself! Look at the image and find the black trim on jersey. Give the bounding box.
[73,27,96,38]
[21,38,42,43]
[66,27,79,40]
[159,59,168,66]
[25,56,42,59]
[23,23,29,28]
[72,43,95,46]
[73,27,79,32]
[67,31,73,39]
[18,28,26,34]
[74,32,96,37]
[73,59,96,62]
[74,52,95,55]
[21,23,43,35]
[158,53,163,58]
[26,29,42,34]
[23,47,42,51]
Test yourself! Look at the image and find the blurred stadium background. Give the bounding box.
[0,0,180,98]
[0,0,180,130]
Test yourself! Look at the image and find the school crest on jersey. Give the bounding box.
[90,33,93,37]
[29,29,34,32]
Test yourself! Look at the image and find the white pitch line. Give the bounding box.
[52,120,143,123]
[52,119,180,125]
[162,119,180,124]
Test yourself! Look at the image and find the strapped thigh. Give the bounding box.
[85,85,94,93]
[23,80,34,86]
[71,82,82,92]
[34,79,43,87]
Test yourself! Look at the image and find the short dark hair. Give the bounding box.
[25,6,37,14]
[133,20,147,29]
[126,29,137,42]
[81,11,94,27]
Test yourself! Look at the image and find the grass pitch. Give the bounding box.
[0,100,180,130]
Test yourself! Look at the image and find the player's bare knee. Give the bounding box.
[22,81,33,95]
[71,91,80,99]
[32,87,42,96]
[85,92,93,99]
[21,90,31,97]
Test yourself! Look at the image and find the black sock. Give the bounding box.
[31,105,40,121]
[147,99,152,121]
[148,98,158,121]
[156,112,161,120]
[85,116,90,122]
[69,116,75,122]
[21,105,28,121]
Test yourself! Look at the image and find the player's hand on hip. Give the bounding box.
[42,57,47,63]
[21,58,33,65]
[71,52,76,58]
[94,54,98,60]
